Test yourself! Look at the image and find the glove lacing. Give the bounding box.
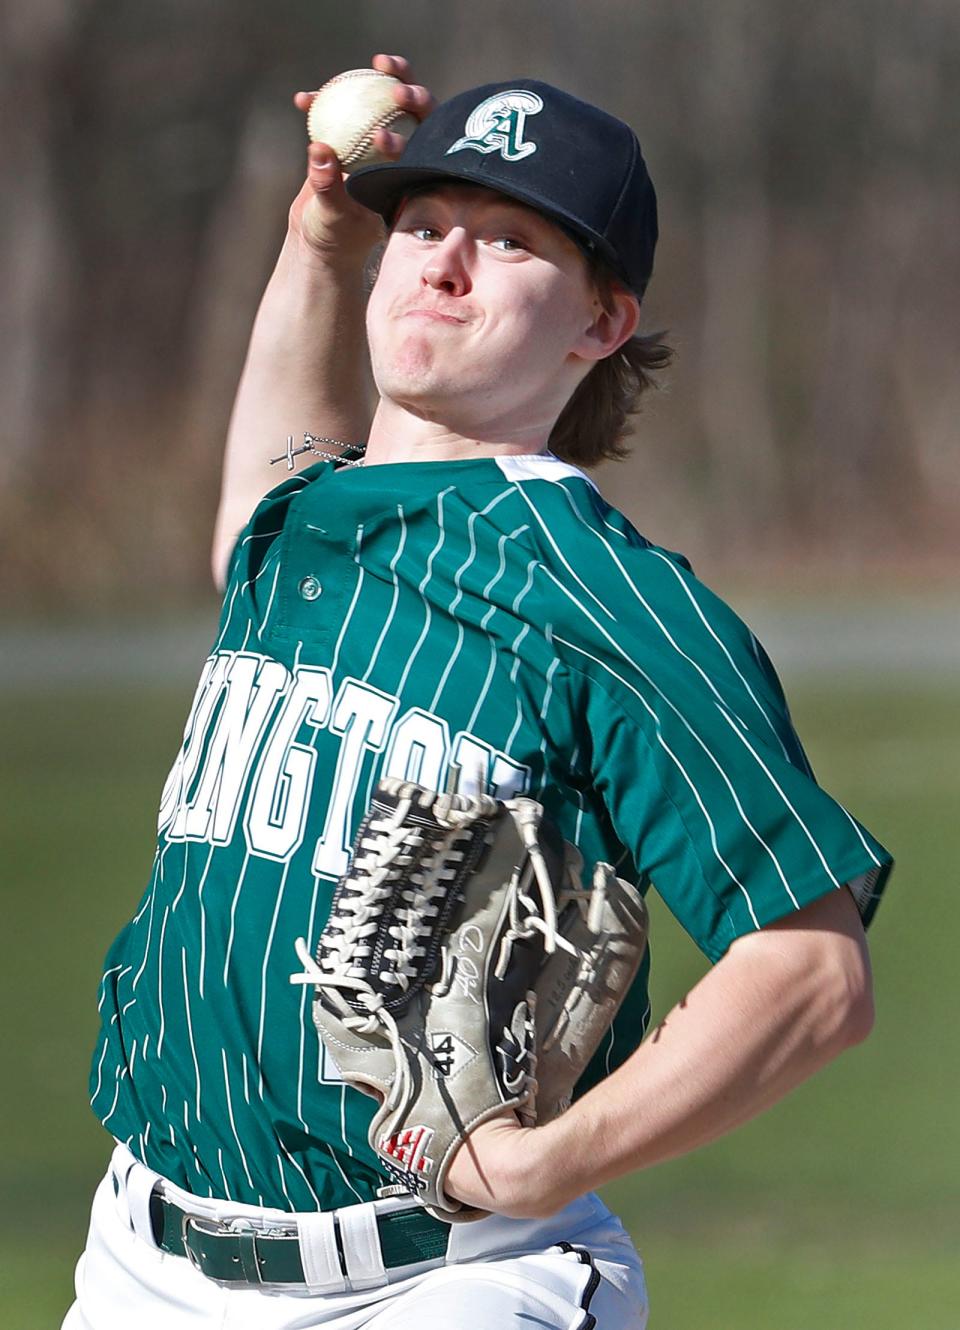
[291,783,578,1119]
[539,861,617,1054]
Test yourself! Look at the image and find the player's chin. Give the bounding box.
[381,377,469,417]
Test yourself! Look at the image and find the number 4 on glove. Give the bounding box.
[291,778,648,1220]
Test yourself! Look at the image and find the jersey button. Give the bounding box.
[297,575,322,602]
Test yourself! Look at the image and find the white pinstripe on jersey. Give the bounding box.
[89,455,890,1209]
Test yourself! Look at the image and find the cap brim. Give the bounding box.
[346,162,634,291]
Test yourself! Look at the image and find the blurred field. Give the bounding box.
[1,671,957,1328]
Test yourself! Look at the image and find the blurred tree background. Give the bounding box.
[2,4,959,1327]
[1,0,957,609]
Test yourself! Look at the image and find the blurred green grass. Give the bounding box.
[1,679,957,1328]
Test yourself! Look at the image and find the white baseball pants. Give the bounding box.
[62,1145,649,1328]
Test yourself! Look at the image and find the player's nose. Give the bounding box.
[421,229,471,296]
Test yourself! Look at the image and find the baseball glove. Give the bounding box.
[532,853,650,1125]
[291,777,647,1220]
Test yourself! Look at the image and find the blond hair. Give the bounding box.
[548,260,674,467]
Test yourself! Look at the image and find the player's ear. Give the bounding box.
[575,283,641,363]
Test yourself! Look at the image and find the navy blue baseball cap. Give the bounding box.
[345,79,658,296]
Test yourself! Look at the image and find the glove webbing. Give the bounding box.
[292,782,576,1124]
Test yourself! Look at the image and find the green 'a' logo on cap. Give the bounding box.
[446,90,544,163]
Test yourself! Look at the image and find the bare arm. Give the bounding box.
[211,56,435,588]
[446,885,874,1217]
[210,186,375,589]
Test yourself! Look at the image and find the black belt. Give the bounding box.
[149,1190,450,1287]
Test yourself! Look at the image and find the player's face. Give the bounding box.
[366,185,606,438]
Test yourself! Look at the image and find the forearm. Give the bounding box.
[546,911,871,1201]
[209,60,434,585]
[212,234,372,582]
[448,888,873,1217]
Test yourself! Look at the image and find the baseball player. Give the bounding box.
[64,55,892,1329]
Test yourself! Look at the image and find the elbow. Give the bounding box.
[814,935,875,1054]
[833,962,874,1050]
[844,959,875,1048]
[763,886,876,1055]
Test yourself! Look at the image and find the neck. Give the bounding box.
[363,398,552,467]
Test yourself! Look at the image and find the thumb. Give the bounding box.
[307,142,346,204]
[293,142,382,257]
[299,143,349,248]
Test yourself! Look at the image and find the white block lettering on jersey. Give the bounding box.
[381,708,450,791]
[158,655,217,832]
[490,753,529,799]
[451,733,530,799]
[312,679,397,880]
[245,666,333,861]
[182,655,289,844]
[451,734,494,796]
[318,1042,345,1084]
[167,654,232,839]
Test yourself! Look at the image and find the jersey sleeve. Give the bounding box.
[556,541,893,963]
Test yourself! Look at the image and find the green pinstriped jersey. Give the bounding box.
[90,451,892,1211]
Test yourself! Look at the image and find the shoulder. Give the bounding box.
[509,466,797,748]
[493,451,664,567]
[495,452,690,568]
[502,457,755,669]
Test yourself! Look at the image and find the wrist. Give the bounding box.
[444,1117,567,1219]
[524,1112,589,1214]
[281,227,372,284]
[443,1115,584,1220]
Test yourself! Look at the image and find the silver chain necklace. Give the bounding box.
[270,433,366,471]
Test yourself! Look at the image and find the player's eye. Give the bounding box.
[489,236,527,253]
[409,225,442,243]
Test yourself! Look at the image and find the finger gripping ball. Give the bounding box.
[307,69,416,171]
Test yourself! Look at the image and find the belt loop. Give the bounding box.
[337,1202,388,1289]
[297,1210,347,1293]
[122,1154,164,1246]
[236,1231,264,1284]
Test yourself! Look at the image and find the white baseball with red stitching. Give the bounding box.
[307,69,415,170]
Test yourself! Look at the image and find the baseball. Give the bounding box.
[307,69,416,171]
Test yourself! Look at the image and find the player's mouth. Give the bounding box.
[403,308,467,324]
